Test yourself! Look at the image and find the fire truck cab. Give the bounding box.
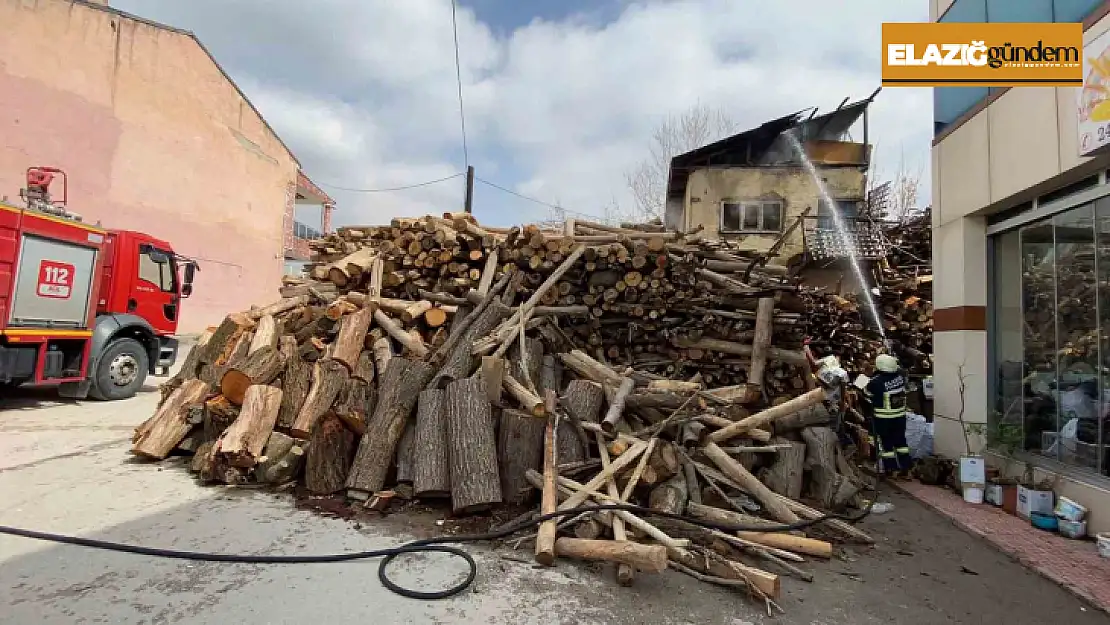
[0,167,197,400]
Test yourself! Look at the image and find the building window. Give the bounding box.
[721,201,784,233]
[986,0,1052,23]
[989,199,1110,476]
[1053,0,1103,23]
[939,0,986,23]
[816,198,861,229]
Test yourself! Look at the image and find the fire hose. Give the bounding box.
[0,499,877,600]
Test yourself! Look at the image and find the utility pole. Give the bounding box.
[464,165,474,214]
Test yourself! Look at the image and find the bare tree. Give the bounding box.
[867,145,925,224]
[625,103,741,222]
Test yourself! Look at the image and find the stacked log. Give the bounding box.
[132,212,889,612]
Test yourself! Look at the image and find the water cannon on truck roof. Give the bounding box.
[0,167,198,400]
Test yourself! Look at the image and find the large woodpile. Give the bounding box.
[134,212,885,610]
[802,209,933,375]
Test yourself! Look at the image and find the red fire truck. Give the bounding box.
[0,167,197,400]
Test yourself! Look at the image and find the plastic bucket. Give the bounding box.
[963,486,984,504]
[1098,533,1110,558]
[1059,518,1087,539]
[1055,496,1088,522]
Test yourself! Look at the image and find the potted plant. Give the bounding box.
[985,418,1023,514]
[951,366,987,503]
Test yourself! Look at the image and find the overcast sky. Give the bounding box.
[110,0,931,228]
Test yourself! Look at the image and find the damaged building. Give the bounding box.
[664,92,888,291]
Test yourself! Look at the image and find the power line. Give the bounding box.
[316,173,464,193]
[474,176,606,221]
[449,0,469,168]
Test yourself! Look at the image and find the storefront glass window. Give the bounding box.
[992,229,1023,452]
[1054,206,1099,471]
[991,200,1110,476]
[1019,221,1059,459]
[1096,199,1110,476]
[939,0,987,23]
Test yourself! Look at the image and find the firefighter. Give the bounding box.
[864,353,912,477]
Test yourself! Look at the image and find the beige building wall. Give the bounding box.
[932,7,1110,532]
[682,166,865,263]
[0,0,300,333]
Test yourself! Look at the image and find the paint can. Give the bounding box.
[1097,533,1110,558]
[1054,496,1088,522]
[1058,518,1087,540]
[963,486,984,504]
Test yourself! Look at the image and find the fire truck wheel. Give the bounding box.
[90,338,149,401]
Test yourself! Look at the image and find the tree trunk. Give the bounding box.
[200,313,255,369]
[772,404,830,434]
[132,379,210,459]
[306,412,357,494]
[800,426,844,509]
[159,330,212,405]
[257,433,307,484]
[331,306,374,371]
[747,297,775,391]
[445,376,502,514]
[215,385,283,467]
[648,472,689,515]
[413,389,450,498]
[248,314,279,354]
[428,299,508,389]
[276,344,312,431]
[498,408,546,505]
[291,359,350,438]
[333,378,372,435]
[202,395,238,442]
[220,347,284,405]
[759,436,806,500]
[345,358,435,496]
[352,350,376,385]
[558,379,603,464]
[702,442,800,524]
[199,329,252,388]
[395,422,416,484]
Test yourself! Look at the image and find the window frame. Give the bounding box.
[137,247,177,294]
[719,200,785,235]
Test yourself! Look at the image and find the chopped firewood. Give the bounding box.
[133,210,916,612]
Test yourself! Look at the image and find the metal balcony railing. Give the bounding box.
[802,215,890,261]
[293,220,322,241]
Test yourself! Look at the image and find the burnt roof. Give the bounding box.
[665,94,877,204]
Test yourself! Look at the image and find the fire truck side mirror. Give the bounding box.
[181,263,196,298]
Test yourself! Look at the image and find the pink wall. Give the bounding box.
[0,0,299,334]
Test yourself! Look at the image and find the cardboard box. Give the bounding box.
[1017,485,1054,519]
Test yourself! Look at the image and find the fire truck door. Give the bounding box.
[130,243,178,335]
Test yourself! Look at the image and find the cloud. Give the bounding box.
[111,0,932,227]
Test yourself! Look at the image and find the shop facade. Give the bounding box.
[931,0,1110,532]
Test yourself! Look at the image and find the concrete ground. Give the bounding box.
[1,365,1107,624]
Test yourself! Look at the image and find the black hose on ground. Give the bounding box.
[0,499,877,600]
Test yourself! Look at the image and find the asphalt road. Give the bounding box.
[1,359,1106,625]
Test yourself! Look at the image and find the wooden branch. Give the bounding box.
[373,309,428,358]
[536,412,558,566]
[708,388,826,443]
[132,379,210,459]
[600,376,635,434]
[503,372,545,417]
[554,538,667,573]
[702,442,800,524]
